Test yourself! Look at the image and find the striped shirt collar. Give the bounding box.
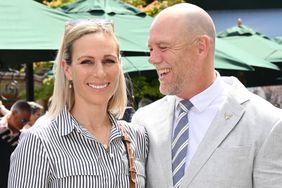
[56,106,123,141]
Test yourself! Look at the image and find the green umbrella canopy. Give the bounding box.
[215,51,253,71]
[0,0,72,66]
[218,25,282,67]
[273,36,282,46]
[122,54,253,74]
[122,56,154,73]
[57,0,152,56]
[215,38,278,70]
[0,0,255,73]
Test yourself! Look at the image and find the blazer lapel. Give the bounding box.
[153,96,176,187]
[180,91,248,187]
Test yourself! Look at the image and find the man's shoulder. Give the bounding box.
[224,79,282,125]
[132,95,175,124]
[136,96,173,112]
[246,92,282,119]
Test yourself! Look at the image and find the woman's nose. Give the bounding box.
[93,63,106,77]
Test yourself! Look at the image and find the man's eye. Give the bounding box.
[159,46,168,51]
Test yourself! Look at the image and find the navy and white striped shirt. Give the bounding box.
[8,107,148,188]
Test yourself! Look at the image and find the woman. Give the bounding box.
[8,19,148,188]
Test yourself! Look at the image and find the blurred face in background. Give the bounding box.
[11,109,31,130]
[29,109,42,126]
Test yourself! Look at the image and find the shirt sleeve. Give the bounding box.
[8,131,50,188]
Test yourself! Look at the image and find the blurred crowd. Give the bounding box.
[248,85,282,108]
[0,99,43,187]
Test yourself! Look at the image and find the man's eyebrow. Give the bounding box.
[156,41,169,46]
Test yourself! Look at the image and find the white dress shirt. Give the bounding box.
[173,74,232,169]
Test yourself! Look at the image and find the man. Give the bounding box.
[22,101,43,130]
[132,3,282,188]
[0,100,31,188]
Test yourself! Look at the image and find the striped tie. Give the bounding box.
[172,100,193,187]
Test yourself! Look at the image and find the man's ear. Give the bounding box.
[11,109,18,116]
[61,59,72,81]
[196,35,210,56]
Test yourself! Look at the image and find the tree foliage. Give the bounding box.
[132,75,163,103]
[42,0,75,8]
[122,0,185,16]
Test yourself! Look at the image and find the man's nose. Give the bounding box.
[149,49,162,65]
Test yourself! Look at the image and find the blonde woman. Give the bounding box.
[8,19,148,188]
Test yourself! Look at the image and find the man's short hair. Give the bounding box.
[28,101,43,114]
[11,100,32,113]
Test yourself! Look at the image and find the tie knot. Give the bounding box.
[179,100,193,113]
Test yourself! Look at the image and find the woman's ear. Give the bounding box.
[61,59,72,81]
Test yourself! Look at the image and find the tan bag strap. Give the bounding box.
[120,122,136,188]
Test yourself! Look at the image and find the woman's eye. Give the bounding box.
[103,59,116,64]
[80,60,92,64]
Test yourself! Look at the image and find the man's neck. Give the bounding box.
[7,124,20,135]
[6,115,20,135]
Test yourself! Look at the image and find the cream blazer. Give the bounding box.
[132,76,282,188]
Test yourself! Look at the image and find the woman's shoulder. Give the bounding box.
[118,120,148,160]
[118,120,147,138]
[21,114,57,141]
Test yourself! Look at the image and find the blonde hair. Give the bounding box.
[48,20,127,120]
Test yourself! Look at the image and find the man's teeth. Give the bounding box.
[88,83,108,89]
[159,68,171,75]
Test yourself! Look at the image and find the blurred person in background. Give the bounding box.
[122,74,136,122]
[21,101,44,130]
[0,100,31,188]
[138,98,152,109]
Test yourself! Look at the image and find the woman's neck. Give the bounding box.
[70,103,112,149]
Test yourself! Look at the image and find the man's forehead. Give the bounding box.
[17,110,31,116]
[148,28,182,46]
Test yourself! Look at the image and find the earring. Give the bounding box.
[69,80,73,89]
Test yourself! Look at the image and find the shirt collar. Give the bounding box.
[175,72,225,112]
[57,106,122,140]
[56,106,76,136]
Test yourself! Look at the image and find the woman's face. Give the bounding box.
[62,32,121,107]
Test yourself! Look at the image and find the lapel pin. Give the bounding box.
[224,112,233,120]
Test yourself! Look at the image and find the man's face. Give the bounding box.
[148,17,198,97]
[29,110,42,126]
[12,110,31,130]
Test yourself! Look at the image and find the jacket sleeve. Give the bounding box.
[253,118,282,188]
